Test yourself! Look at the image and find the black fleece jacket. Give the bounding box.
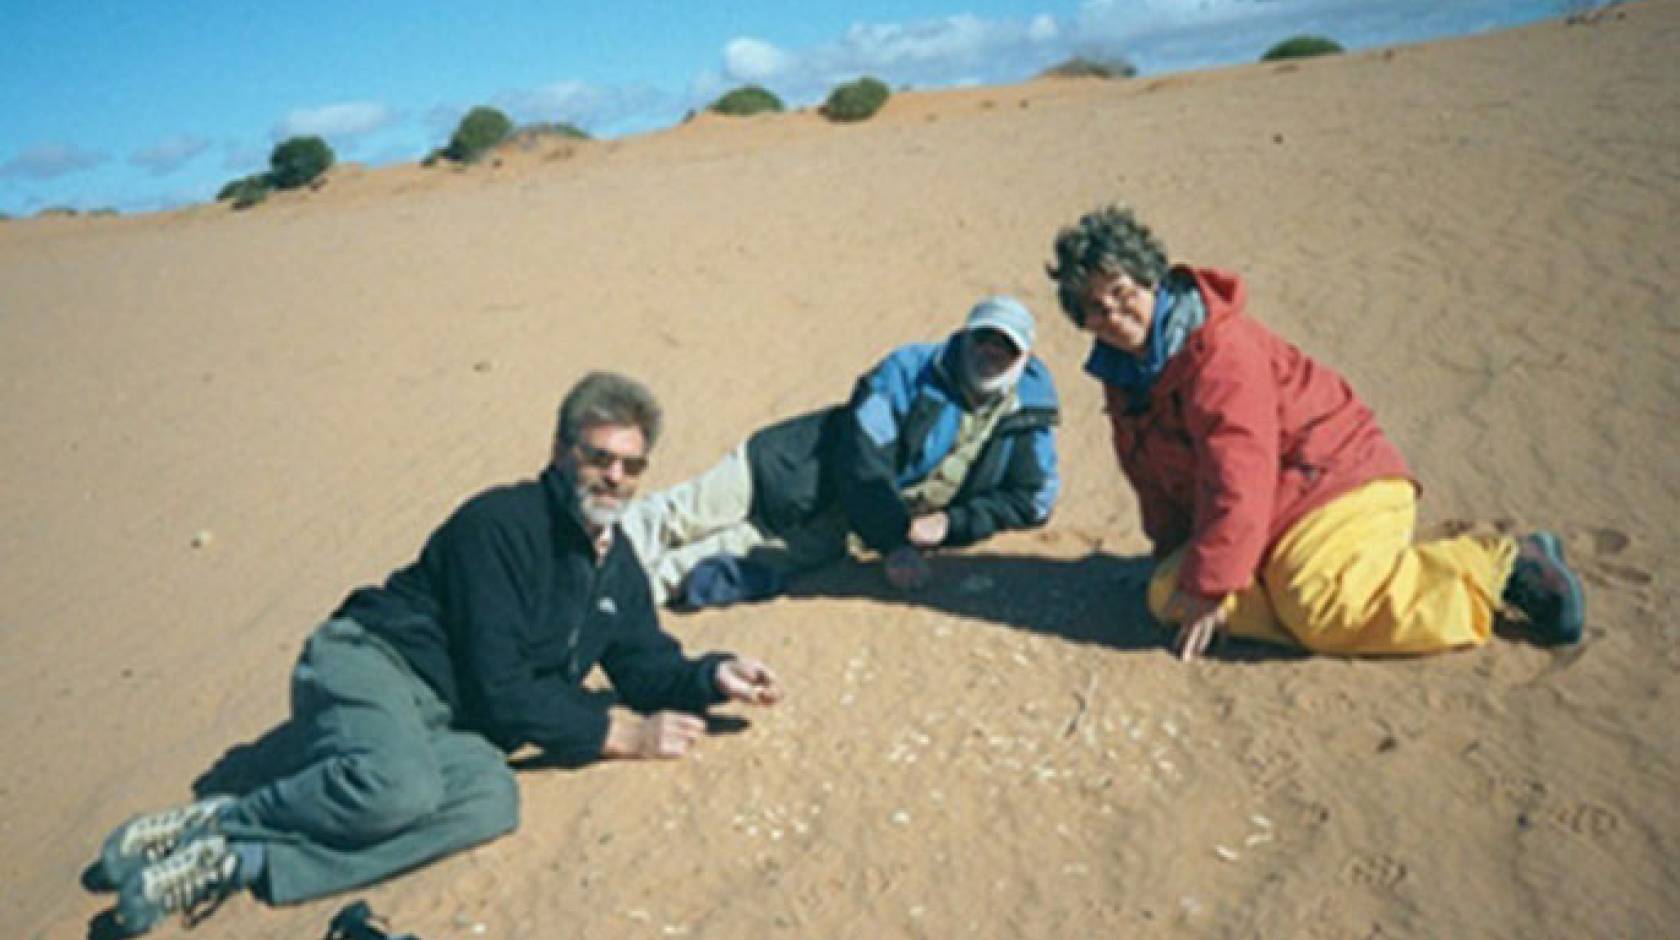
[336,465,730,763]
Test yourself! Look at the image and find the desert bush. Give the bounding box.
[267,136,334,190]
[221,173,271,209]
[511,121,590,142]
[709,85,784,117]
[217,172,270,200]
[445,106,514,162]
[1260,35,1344,62]
[1039,55,1138,79]
[822,76,891,123]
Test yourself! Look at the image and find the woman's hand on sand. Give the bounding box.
[1167,589,1230,661]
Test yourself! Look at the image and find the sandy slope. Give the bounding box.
[2,4,1676,937]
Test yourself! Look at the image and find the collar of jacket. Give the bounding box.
[539,463,608,556]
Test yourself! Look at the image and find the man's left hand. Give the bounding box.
[715,657,784,706]
[907,512,949,548]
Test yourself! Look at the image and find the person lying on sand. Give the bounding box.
[89,372,783,936]
[620,296,1061,608]
[1048,204,1586,660]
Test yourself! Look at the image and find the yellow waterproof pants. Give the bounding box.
[1148,479,1517,655]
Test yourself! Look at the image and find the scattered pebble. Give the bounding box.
[1214,845,1240,862]
[891,810,911,826]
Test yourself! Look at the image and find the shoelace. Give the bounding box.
[118,798,227,862]
[143,838,238,926]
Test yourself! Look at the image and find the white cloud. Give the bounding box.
[704,13,1071,107]
[724,38,799,83]
[0,143,106,181]
[274,101,398,142]
[493,81,675,136]
[129,135,210,176]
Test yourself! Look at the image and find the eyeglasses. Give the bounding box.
[574,441,649,477]
[1082,273,1151,325]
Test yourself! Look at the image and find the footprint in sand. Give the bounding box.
[1552,801,1622,841]
[1241,736,1304,793]
[1584,527,1631,556]
[1590,560,1653,588]
[1342,852,1407,890]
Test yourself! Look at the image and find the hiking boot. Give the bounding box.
[94,795,235,889]
[115,833,242,935]
[1502,531,1585,645]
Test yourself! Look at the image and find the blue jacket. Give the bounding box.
[745,333,1061,553]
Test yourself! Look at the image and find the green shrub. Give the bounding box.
[821,76,891,123]
[511,121,590,143]
[445,106,514,162]
[1039,56,1137,79]
[709,85,784,117]
[219,173,272,209]
[267,136,334,190]
[1260,35,1344,62]
[217,172,270,200]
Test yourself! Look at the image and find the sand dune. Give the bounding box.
[2,4,1677,937]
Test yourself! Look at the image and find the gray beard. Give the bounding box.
[576,485,625,530]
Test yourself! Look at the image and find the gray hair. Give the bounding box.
[555,371,663,449]
[1046,204,1170,327]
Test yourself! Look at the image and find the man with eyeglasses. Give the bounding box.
[621,296,1061,608]
[90,372,784,936]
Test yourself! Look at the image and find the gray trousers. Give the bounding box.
[619,443,850,605]
[220,618,519,905]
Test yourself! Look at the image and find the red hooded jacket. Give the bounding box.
[1102,267,1413,598]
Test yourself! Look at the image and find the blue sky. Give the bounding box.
[0,0,1571,217]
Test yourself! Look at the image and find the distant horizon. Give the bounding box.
[1,0,1573,218]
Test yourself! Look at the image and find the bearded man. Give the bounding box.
[620,296,1062,608]
[91,372,783,935]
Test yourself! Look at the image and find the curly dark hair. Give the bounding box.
[555,371,663,449]
[1046,204,1170,326]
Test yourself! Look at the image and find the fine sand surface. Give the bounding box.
[3,4,1677,937]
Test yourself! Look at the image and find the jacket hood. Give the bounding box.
[1148,266,1248,398]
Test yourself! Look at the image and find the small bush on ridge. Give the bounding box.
[1260,35,1345,62]
[268,136,334,190]
[709,85,784,117]
[1039,56,1138,79]
[446,107,514,163]
[511,121,590,143]
[822,76,891,123]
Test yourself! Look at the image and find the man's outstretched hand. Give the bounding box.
[715,656,784,706]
